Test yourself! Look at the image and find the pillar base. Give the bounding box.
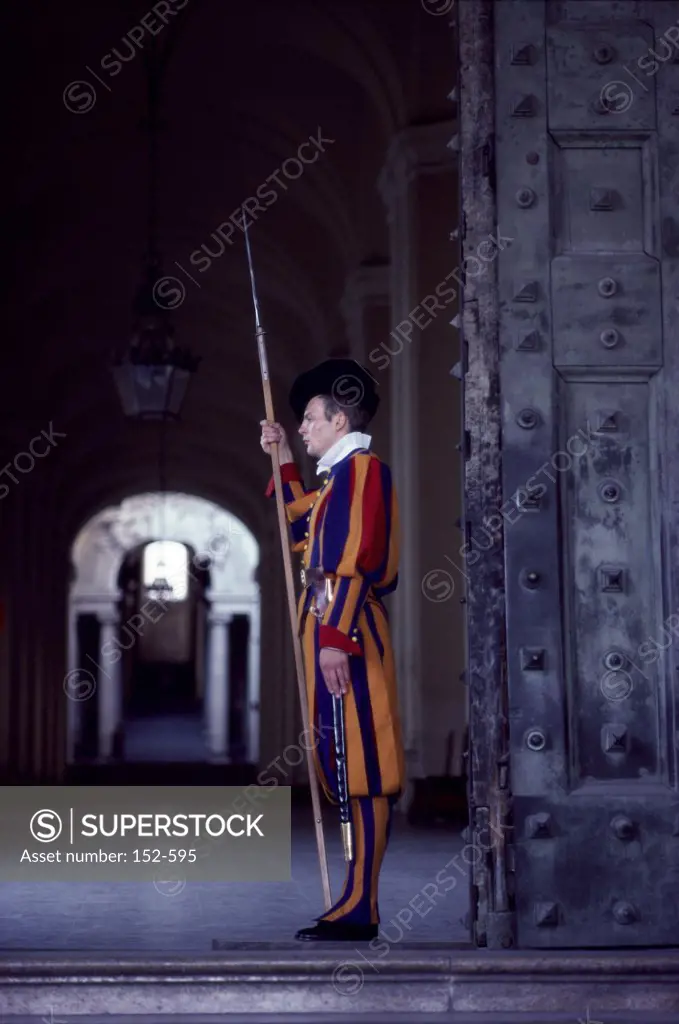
[206,753,230,765]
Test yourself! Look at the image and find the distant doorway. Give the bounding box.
[67,492,261,768]
[124,539,200,717]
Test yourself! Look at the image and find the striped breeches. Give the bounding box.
[317,795,397,926]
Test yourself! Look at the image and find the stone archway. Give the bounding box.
[67,492,260,766]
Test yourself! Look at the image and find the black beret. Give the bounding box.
[288,358,380,423]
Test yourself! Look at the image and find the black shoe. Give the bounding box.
[294,919,378,942]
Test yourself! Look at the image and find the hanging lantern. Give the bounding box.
[111,45,200,421]
[112,258,200,420]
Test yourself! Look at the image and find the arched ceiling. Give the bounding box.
[6,0,455,548]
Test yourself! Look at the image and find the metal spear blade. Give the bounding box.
[242,214,269,381]
[243,214,262,333]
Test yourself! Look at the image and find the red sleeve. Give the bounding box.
[319,625,361,655]
[264,462,303,498]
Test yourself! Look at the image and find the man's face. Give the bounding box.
[298,396,346,458]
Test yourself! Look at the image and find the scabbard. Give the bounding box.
[332,694,353,862]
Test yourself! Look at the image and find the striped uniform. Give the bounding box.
[267,448,405,925]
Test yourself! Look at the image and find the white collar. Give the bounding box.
[317,431,372,475]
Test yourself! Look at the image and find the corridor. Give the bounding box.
[122,713,208,762]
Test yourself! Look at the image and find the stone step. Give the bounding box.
[1,947,678,1021]
[5,1017,679,1024]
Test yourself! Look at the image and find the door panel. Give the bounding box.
[493,0,679,947]
[546,21,657,131]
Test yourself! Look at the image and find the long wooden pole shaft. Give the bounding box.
[257,332,332,911]
[242,219,332,910]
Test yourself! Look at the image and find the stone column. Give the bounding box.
[340,264,392,461]
[378,120,457,799]
[204,611,232,762]
[65,601,79,764]
[340,264,390,363]
[28,490,43,779]
[98,611,122,760]
[246,603,261,764]
[26,488,43,779]
[16,487,40,780]
[0,504,10,780]
[0,482,25,781]
[49,543,71,782]
[194,595,207,703]
[256,528,292,776]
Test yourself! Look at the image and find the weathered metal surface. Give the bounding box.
[457,0,514,950]
[489,0,679,947]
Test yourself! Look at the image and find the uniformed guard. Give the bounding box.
[260,357,405,942]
